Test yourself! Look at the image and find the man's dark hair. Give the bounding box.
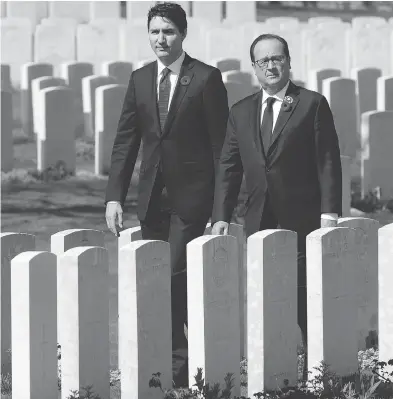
[147,2,187,34]
[249,34,290,63]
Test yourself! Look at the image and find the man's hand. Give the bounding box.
[106,202,123,237]
[211,221,229,235]
[320,217,337,228]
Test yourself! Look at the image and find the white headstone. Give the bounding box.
[206,27,242,61]
[48,0,90,23]
[225,1,256,22]
[192,2,221,22]
[60,62,94,100]
[307,227,359,377]
[31,76,66,135]
[210,58,241,73]
[0,232,35,376]
[11,251,58,399]
[119,241,172,397]
[337,217,380,350]
[60,61,94,137]
[120,24,151,63]
[308,16,343,25]
[182,17,213,62]
[378,223,393,365]
[223,71,258,108]
[351,22,391,75]
[264,17,299,27]
[51,229,105,255]
[82,75,118,138]
[95,84,127,175]
[34,23,76,75]
[361,111,393,199]
[187,235,240,395]
[102,61,133,86]
[6,1,47,25]
[0,20,32,84]
[308,68,341,93]
[21,62,53,137]
[247,230,298,393]
[377,75,393,111]
[126,1,155,20]
[58,247,109,399]
[76,24,121,72]
[1,91,13,172]
[40,17,78,27]
[352,67,382,117]
[323,77,358,158]
[37,87,76,173]
[90,1,120,19]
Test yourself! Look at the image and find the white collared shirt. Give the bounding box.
[156,51,185,111]
[260,79,290,131]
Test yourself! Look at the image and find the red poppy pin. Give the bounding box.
[283,95,293,112]
[180,76,191,86]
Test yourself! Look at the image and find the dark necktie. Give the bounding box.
[261,97,276,153]
[158,67,171,132]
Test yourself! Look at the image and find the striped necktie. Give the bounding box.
[158,67,171,132]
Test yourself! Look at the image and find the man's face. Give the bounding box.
[252,38,291,93]
[148,16,186,63]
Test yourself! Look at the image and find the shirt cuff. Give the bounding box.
[107,201,120,204]
[321,213,338,220]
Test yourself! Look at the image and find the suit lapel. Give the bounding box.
[161,53,195,138]
[149,61,162,137]
[267,81,300,154]
[249,90,266,160]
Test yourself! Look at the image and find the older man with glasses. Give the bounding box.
[211,33,342,378]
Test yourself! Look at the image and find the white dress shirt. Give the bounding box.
[156,51,185,110]
[261,80,337,222]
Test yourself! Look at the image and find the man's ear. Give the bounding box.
[182,28,187,41]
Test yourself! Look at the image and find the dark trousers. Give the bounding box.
[259,192,308,349]
[140,170,210,349]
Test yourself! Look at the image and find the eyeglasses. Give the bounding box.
[253,55,286,69]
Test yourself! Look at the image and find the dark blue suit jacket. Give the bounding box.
[105,53,229,222]
[212,81,342,237]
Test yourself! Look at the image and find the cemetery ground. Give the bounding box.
[1,135,393,398]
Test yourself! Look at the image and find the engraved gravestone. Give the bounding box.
[187,235,240,395]
[118,241,172,398]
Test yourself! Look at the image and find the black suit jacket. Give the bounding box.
[105,53,229,222]
[212,81,342,238]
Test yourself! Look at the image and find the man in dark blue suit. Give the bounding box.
[105,2,229,382]
[212,34,342,375]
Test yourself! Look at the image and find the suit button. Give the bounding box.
[266,167,270,172]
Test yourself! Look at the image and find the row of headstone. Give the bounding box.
[2,63,391,203]
[1,1,256,25]
[2,221,392,397]
[1,16,392,83]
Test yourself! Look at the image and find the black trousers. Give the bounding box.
[259,192,308,348]
[140,170,210,348]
